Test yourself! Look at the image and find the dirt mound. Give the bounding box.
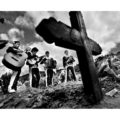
[0,81,91,108]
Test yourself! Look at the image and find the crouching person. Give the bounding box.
[26,47,40,88]
[97,56,120,82]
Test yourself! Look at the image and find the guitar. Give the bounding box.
[27,57,40,66]
[0,19,29,69]
[2,40,28,69]
[27,55,47,66]
[3,50,28,69]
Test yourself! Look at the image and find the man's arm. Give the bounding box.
[39,56,47,64]
[72,56,75,62]
[63,57,66,68]
[6,47,18,54]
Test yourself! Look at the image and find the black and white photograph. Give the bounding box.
[1,9,120,110]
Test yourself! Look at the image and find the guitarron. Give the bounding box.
[2,52,28,71]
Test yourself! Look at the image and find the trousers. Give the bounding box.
[31,68,40,88]
[46,68,54,86]
[8,69,21,90]
[65,66,76,82]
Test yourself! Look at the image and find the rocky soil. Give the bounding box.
[0,81,89,109]
[0,74,120,109]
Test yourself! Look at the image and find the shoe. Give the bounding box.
[8,88,16,93]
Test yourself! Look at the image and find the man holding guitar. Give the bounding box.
[2,40,25,93]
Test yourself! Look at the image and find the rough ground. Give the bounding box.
[0,77,120,109]
[0,81,87,109]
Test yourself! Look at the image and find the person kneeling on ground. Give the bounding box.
[97,55,120,82]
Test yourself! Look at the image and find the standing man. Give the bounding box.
[26,47,40,88]
[41,51,57,87]
[63,50,76,83]
[3,41,22,93]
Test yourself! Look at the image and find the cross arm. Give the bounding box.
[36,17,102,55]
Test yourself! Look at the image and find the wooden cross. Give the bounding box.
[36,11,103,104]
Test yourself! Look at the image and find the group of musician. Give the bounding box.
[2,40,77,93]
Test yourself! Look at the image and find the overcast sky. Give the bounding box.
[0,11,120,75]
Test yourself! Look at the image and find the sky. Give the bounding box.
[0,11,120,75]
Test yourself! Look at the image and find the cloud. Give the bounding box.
[1,11,120,59]
[8,27,24,42]
[27,11,119,55]
[0,27,25,56]
[2,11,120,56]
[101,42,116,55]
[26,11,70,27]
[25,11,71,44]
[15,14,34,29]
[26,11,51,27]
[0,33,9,40]
[83,11,120,55]
[48,11,70,26]
[34,33,44,42]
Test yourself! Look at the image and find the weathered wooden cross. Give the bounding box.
[36,11,103,104]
